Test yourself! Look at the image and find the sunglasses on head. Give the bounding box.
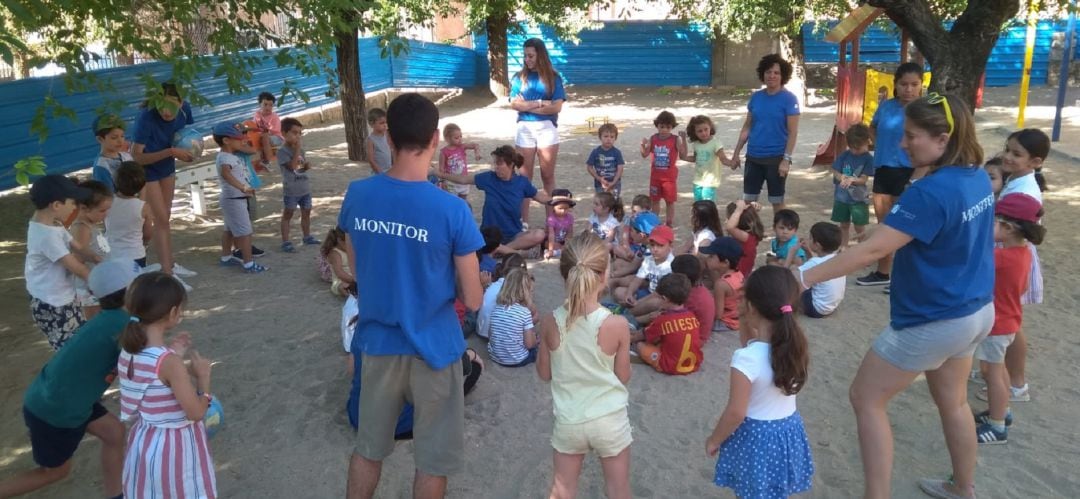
[925,92,954,136]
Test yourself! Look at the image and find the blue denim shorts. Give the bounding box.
[283,193,313,211]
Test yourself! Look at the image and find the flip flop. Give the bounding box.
[918,478,975,499]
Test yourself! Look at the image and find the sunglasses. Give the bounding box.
[925,92,954,136]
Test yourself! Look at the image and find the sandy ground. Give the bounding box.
[1,85,1078,498]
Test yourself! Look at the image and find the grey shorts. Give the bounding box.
[355,353,465,476]
[974,334,1015,364]
[872,302,994,372]
[221,197,253,237]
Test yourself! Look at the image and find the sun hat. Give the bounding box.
[547,188,576,207]
[89,259,143,297]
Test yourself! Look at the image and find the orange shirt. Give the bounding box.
[716,270,744,331]
[644,308,702,375]
[991,246,1031,335]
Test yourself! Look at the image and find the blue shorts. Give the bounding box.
[634,288,651,300]
[24,403,108,468]
[283,193,313,211]
[144,162,176,182]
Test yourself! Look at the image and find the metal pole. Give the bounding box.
[1053,0,1077,141]
[1018,0,1039,128]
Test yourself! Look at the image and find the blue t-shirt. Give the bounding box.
[747,88,800,158]
[870,98,911,168]
[337,174,484,370]
[587,146,624,181]
[479,253,497,275]
[832,150,875,204]
[474,171,538,244]
[771,235,806,261]
[132,102,194,176]
[885,166,994,329]
[509,71,567,126]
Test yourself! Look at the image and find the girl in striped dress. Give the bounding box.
[118,272,217,498]
[487,268,539,367]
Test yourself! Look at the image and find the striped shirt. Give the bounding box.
[487,303,534,365]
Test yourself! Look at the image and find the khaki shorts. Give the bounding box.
[974,333,1015,364]
[355,354,465,476]
[551,408,632,458]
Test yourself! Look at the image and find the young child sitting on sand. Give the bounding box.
[796,222,846,318]
[700,237,744,333]
[630,273,703,375]
[672,254,715,345]
[724,200,764,277]
[478,253,528,340]
[487,268,539,367]
[611,224,676,325]
[318,227,354,297]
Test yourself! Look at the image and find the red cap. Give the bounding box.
[648,225,675,245]
[995,193,1041,223]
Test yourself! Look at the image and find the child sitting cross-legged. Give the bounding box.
[672,254,715,345]
[796,222,846,318]
[767,209,806,268]
[699,237,745,333]
[611,224,676,325]
[487,268,540,367]
[630,273,703,375]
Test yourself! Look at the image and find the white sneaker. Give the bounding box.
[172,263,198,277]
[143,263,163,273]
[976,383,1030,402]
[173,275,194,293]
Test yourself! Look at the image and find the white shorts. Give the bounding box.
[515,120,560,148]
[975,333,1015,364]
[551,408,632,458]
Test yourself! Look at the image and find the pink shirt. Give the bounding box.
[253,111,282,137]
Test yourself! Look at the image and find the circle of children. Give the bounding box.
[7,43,1052,499]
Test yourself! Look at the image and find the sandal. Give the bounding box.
[918,478,976,499]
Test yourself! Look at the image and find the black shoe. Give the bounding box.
[856,271,890,286]
[233,245,266,259]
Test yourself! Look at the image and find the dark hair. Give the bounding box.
[671,254,702,284]
[999,214,1047,245]
[686,115,716,142]
[756,54,793,85]
[653,111,677,128]
[594,192,624,221]
[905,93,982,168]
[443,123,461,140]
[597,123,618,139]
[387,95,437,153]
[367,107,386,124]
[809,222,842,253]
[743,266,808,395]
[258,91,276,104]
[479,226,503,255]
[98,288,127,310]
[281,117,302,135]
[115,161,146,197]
[495,253,527,280]
[212,134,226,147]
[846,123,871,148]
[726,202,765,239]
[773,209,800,229]
[78,179,112,208]
[492,145,525,168]
[691,200,723,237]
[320,227,347,257]
[1007,128,1050,192]
[894,62,924,84]
[120,272,187,354]
[517,38,558,98]
[631,195,652,211]
[655,273,691,305]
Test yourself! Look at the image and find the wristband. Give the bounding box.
[197,391,213,403]
[783,154,793,162]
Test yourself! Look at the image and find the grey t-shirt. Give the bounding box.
[277,145,311,198]
[369,133,392,173]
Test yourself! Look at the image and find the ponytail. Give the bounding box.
[120,272,188,354]
[491,145,524,169]
[611,197,625,222]
[742,266,809,395]
[120,320,148,354]
[559,232,610,329]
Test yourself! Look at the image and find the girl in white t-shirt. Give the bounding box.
[487,268,539,367]
[69,180,113,319]
[681,200,722,255]
[706,265,813,498]
[588,191,622,245]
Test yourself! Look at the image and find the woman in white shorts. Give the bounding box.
[509,38,566,225]
[801,94,994,499]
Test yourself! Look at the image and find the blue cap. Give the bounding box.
[212,121,245,139]
[699,236,743,260]
[632,212,661,234]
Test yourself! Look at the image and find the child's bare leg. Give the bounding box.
[260,135,273,166]
[984,361,1010,421]
[853,224,867,243]
[665,200,675,226]
[599,447,631,499]
[630,294,663,320]
[301,208,312,238]
[550,451,586,499]
[236,234,254,264]
[221,230,235,258]
[281,208,295,242]
[840,222,851,248]
[611,286,630,304]
[1005,329,1027,389]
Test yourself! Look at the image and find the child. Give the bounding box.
[641,111,684,226]
[478,226,503,287]
[586,123,625,196]
[679,115,732,202]
[277,117,319,252]
[90,114,133,193]
[478,253,528,339]
[768,209,806,267]
[681,200,722,255]
[365,108,391,174]
[214,121,268,273]
[672,254,716,345]
[318,227,355,297]
[612,225,676,325]
[546,189,576,259]
[797,222,846,318]
[118,272,216,498]
[614,195,652,264]
[106,162,154,269]
[487,268,539,367]
[974,193,1044,444]
[0,260,141,499]
[831,123,874,248]
[254,91,285,170]
[631,273,703,375]
[588,191,622,244]
[536,232,632,498]
[26,175,95,350]
[706,266,813,498]
[69,180,113,320]
[699,237,744,332]
[724,200,764,278]
[439,123,481,200]
[1000,128,1048,203]
[985,156,1005,196]
[612,209,659,279]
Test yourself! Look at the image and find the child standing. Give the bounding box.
[118,272,216,498]
[631,273,703,375]
[214,121,268,273]
[974,193,1044,444]
[91,114,133,193]
[681,200,722,255]
[588,191,622,244]
[253,91,285,170]
[797,223,846,318]
[679,115,732,202]
[536,232,632,499]
[318,227,355,297]
[706,265,813,498]
[641,111,684,226]
[365,108,391,175]
[699,237,745,333]
[768,209,806,267]
[26,175,94,350]
[277,117,319,252]
[439,123,481,201]
[69,180,113,320]
[586,123,625,197]
[546,189,576,259]
[106,162,154,269]
[830,123,874,248]
[672,254,716,345]
[724,200,764,278]
[487,268,539,367]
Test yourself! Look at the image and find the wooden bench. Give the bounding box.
[174,163,217,216]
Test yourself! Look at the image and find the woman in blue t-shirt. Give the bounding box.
[731,54,801,212]
[131,82,196,282]
[800,94,993,499]
[857,62,925,287]
[509,38,566,225]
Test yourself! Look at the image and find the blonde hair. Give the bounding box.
[559,232,610,329]
[496,268,533,308]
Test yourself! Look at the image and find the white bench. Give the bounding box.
[174,163,217,216]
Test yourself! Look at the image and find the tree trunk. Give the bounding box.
[486,13,511,97]
[710,27,727,86]
[335,25,368,162]
[779,23,808,106]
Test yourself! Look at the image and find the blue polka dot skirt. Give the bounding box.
[714,411,814,499]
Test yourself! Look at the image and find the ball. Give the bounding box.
[203,397,224,439]
[172,128,205,160]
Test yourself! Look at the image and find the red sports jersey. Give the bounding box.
[648,133,680,183]
[644,308,702,374]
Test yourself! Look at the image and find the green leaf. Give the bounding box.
[16,171,29,187]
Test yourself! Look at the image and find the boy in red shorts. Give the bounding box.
[630,273,703,375]
[641,110,684,226]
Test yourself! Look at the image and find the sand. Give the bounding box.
[1,86,1078,498]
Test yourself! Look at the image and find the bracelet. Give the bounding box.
[197,391,213,403]
[783,154,793,162]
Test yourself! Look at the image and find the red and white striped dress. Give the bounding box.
[119,346,217,499]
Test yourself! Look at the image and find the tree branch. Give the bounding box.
[866,0,948,63]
